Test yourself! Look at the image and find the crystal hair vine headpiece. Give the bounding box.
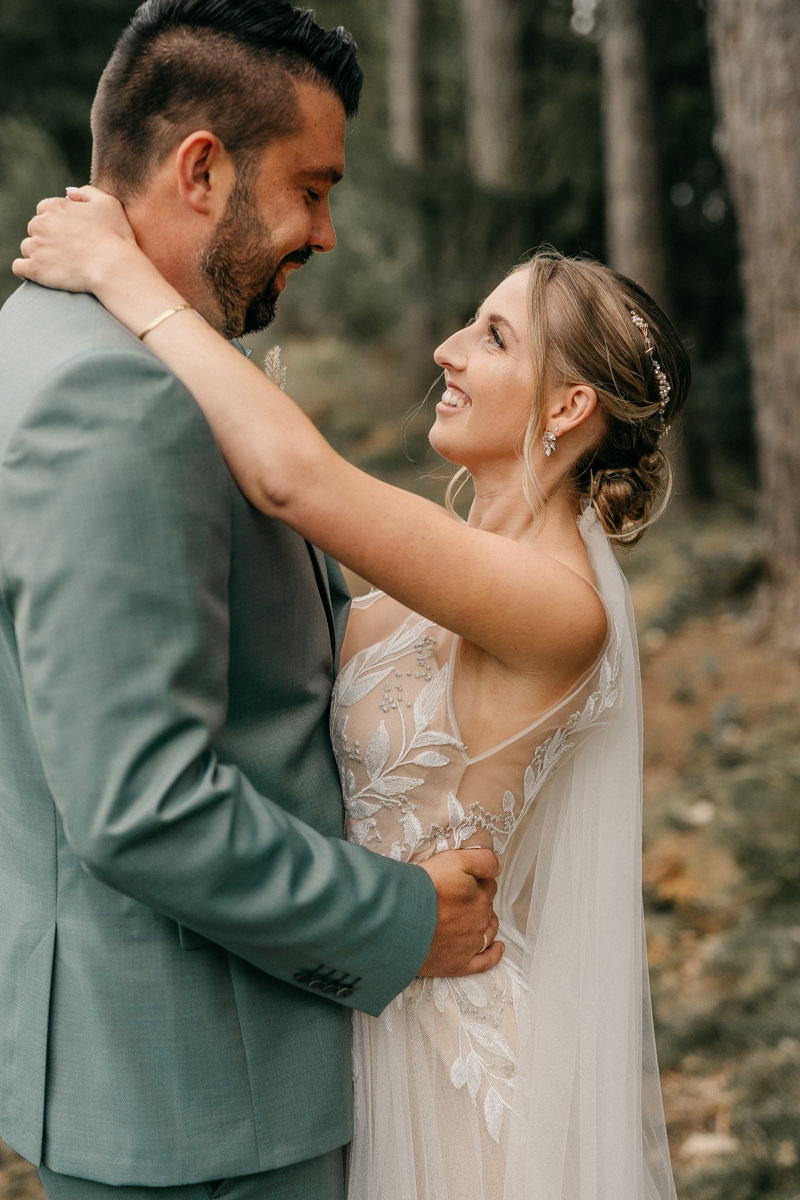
[629,310,671,433]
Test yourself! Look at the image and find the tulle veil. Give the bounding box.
[501,507,675,1198]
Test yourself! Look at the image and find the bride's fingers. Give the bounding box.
[12,253,33,278]
[20,223,45,257]
[14,231,53,277]
[35,195,66,215]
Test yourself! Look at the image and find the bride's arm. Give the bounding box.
[15,190,606,679]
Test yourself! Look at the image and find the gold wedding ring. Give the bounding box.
[481,931,490,953]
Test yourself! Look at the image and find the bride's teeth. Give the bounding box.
[442,388,470,409]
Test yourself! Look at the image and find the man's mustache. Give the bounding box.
[281,247,313,270]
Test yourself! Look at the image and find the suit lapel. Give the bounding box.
[305,541,338,662]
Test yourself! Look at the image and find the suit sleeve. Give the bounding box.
[0,345,437,1016]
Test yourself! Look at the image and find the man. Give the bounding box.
[0,3,501,1197]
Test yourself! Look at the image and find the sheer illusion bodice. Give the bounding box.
[333,510,676,1200]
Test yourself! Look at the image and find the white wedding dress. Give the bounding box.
[332,509,676,1200]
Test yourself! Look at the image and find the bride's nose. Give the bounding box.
[434,326,467,370]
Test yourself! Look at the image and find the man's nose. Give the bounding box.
[311,203,336,254]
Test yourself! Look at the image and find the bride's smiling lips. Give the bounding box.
[437,380,472,413]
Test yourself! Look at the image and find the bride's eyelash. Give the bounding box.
[464,314,504,349]
[488,323,505,349]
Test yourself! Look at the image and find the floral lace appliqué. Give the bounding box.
[332,620,465,859]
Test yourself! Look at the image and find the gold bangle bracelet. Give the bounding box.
[138,303,193,341]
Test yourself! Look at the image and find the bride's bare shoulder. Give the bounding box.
[506,542,609,680]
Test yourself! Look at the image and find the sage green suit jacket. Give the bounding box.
[0,283,436,1187]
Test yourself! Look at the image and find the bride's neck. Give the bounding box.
[467,475,581,548]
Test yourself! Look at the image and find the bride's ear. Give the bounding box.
[545,383,598,437]
[174,131,236,218]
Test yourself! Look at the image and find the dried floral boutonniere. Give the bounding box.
[262,345,287,390]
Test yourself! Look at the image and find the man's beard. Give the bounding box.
[199,172,311,339]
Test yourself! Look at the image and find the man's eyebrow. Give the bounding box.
[302,166,344,186]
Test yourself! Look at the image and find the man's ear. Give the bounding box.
[174,131,235,217]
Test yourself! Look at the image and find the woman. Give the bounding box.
[15,191,688,1200]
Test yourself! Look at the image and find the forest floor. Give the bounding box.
[2,339,798,1199]
[628,511,800,1200]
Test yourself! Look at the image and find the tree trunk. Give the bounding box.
[707,0,800,651]
[600,0,666,300]
[385,0,431,378]
[387,0,423,168]
[461,0,523,189]
[601,0,707,500]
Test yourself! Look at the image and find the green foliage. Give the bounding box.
[0,117,70,303]
[0,0,132,178]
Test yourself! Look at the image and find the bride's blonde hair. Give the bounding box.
[446,249,691,545]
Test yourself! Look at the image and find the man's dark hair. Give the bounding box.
[91,0,363,198]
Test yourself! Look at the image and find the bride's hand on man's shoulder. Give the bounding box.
[13,185,137,295]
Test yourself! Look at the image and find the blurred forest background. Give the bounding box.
[1,0,799,1197]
